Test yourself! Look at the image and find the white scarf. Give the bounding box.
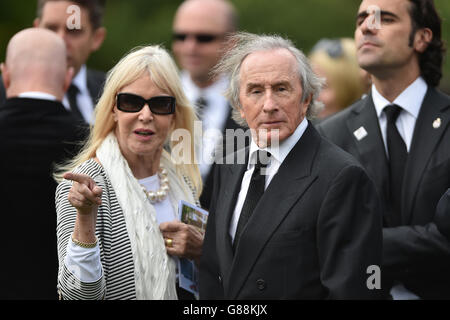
[97,133,194,300]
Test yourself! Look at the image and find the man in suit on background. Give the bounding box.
[0,28,86,299]
[317,0,450,299]
[199,32,383,299]
[0,0,106,125]
[172,0,244,209]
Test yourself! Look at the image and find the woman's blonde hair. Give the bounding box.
[309,38,370,112]
[55,45,202,194]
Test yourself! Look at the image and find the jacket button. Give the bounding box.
[218,275,222,284]
[256,279,266,291]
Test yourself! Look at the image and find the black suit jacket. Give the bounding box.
[0,98,86,299]
[316,88,450,299]
[199,125,383,299]
[0,68,105,111]
[85,68,106,106]
[199,107,247,210]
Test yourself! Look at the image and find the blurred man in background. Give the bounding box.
[0,28,86,299]
[172,0,244,209]
[1,0,106,125]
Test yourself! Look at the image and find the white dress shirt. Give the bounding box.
[18,92,58,101]
[62,65,95,124]
[372,76,428,300]
[180,71,230,179]
[372,77,428,154]
[229,118,309,242]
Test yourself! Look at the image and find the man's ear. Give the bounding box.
[33,18,41,28]
[90,27,106,52]
[1,63,10,90]
[414,27,433,53]
[300,93,312,119]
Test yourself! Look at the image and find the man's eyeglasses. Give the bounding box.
[173,32,223,44]
[116,93,176,115]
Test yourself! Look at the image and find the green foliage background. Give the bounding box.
[1,0,449,91]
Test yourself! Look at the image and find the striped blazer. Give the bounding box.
[56,159,136,299]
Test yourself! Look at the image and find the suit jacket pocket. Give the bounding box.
[422,159,449,189]
[267,227,314,247]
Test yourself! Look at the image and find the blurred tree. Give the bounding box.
[0,0,448,91]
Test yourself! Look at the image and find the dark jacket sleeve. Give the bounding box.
[199,164,224,299]
[435,189,450,242]
[317,164,384,299]
[382,189,450,277]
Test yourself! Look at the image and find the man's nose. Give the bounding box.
[360,15,378,34]
[262,91,278,112]
[182,36,200,51]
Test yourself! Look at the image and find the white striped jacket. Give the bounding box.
[56,159,137,299]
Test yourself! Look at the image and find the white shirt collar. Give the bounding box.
[248,117,309,169]
[18,91,58,101]
[372,76,427,119]
[72,64,89,93]
[180,70,228,102]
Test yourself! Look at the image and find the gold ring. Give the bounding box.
[166,238,173,247]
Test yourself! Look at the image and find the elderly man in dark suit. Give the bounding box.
[316,0,450,299]
[199,32,383,300]
[0,0,106,124]
[0,28,86,299]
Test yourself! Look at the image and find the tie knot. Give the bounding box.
[255,150,271,170]
[69,83,79,93]
[384,104,402,123]
[196,96,208,111]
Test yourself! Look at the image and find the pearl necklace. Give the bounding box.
[141,166,170,204]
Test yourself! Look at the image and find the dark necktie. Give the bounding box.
[233,150,271,251]
[195,96,208,120]
[67,84,84,122]
[384,104,407,224]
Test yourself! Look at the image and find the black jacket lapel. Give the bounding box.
[345,96,392,224]
[227,125,320,299]
[402,88,450,223]
[214,148,248,295]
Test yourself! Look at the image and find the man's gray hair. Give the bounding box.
[213,32,324,127]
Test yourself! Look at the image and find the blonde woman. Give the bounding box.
[309,38,371,119]
[55,45,202,300]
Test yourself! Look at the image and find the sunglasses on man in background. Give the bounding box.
[172,32,225,44]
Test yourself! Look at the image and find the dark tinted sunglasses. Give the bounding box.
[116,93,176,115]
[173,33,221,43]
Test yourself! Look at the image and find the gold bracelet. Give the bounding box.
[71,235,98,248]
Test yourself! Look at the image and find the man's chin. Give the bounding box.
[252,128,284,148]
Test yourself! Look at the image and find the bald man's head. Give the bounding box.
[1,28,72,99]
[172,0,238,87]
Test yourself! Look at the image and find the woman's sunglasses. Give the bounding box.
[116,93,176,115]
